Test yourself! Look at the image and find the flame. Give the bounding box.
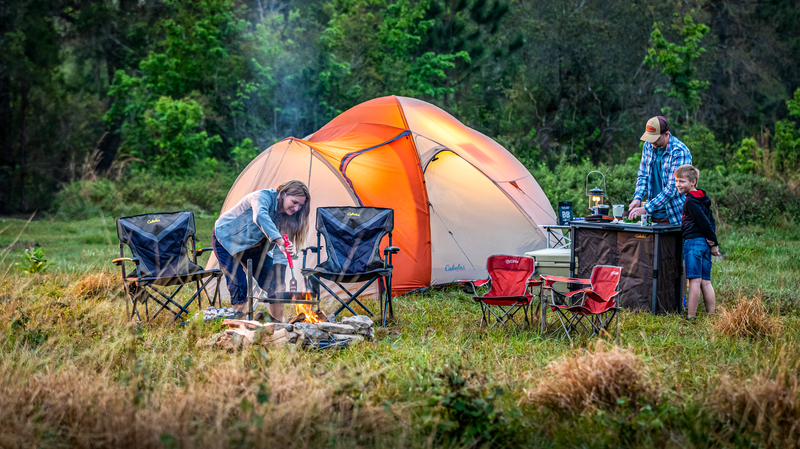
[295,303,321,323]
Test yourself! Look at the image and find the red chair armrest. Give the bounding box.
[541,275,591,287]
[460,278,489,287]
[586,290,621,303]
[565,288,592,297]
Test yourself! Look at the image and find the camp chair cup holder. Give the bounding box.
[300,207,398,327]
[114,211,222,324]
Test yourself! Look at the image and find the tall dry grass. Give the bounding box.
[71,271,119,300]
[521,341,656,414]
[712,370,800,447]
[713,292,781,338]
[0,354,396,448]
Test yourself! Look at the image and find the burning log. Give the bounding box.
[288,313,306,325]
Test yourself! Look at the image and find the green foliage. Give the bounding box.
[645,14,710,123]
[105,0,247,173]
[424,366,507,445]
[408,51,470,98]
[772,89,800,176]
[701,171,800,227]
[54,169,237,220]
[231,138,259,170]
[143,96,222,175]
[16,247,53,274]
[733,138,759,175]
[530,157,641,214]
[681,125,728,172]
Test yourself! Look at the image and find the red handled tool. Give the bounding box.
[283,234,297,292]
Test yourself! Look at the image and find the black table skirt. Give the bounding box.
[569,221,683,314]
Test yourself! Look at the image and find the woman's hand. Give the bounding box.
[283,239,295,256]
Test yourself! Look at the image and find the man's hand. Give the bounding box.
[629,206,646,219]
[711,246,720,257]
[705,238,715,247]
[628,199,641,211]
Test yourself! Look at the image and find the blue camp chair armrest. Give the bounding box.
[301,246,320,255]
[195,247,212,257]
[112,257,139,266]
[384,246,400,254]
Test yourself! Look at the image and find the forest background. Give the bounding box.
[1,0,799,224]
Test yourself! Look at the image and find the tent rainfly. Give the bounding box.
[207,95,557,296]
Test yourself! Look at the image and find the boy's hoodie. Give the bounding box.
[682,189,718,246]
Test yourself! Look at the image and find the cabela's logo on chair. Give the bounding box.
[147,219,161,224]
[445,263,465,272]
[346,212,360,217]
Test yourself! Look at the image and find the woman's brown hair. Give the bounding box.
[274,180,311,247]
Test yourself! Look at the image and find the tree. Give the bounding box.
[644,14,710,125]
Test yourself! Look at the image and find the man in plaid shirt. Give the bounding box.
[628,116,693,224]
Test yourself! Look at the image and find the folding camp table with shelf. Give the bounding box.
[569,221,683,314]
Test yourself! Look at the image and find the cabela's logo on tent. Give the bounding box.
[445,264,465,272]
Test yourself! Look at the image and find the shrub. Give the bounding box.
[15,247,53,274]
[529,157,800,227]
[713,292,781,338]
[712,370,800,447]
[423,365,509,446]
[702,171,800,227]
[523,341,656,414]
[55,168,237,220]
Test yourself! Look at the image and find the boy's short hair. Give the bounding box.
[675,164,699,184]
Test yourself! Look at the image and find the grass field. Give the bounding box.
[1,215,799,448]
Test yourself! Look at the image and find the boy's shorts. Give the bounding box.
[683,237,712,280]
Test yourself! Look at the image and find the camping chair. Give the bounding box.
[541,265,622,343]
[301,207,399,326]
[470,255,536,328]
[113,211,221,324]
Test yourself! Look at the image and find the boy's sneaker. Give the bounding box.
[685,316,697,323]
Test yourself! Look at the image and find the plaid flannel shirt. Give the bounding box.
[633,134,693,224]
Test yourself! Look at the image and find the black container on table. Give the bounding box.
[569,221,683,314]
[558,202,573,225]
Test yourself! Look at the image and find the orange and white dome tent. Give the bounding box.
[207,96,557,296]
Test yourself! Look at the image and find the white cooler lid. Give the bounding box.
[524,248,571,263]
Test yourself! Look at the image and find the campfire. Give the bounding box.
[287,292,327,324]
[200,314,376,351]
[290,303,327,324]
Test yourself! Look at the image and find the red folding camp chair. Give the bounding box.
[541,265,622,343]
[469,255,536,328]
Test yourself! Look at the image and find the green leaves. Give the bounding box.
[408,51,470,98]
[16,247,54,274]
[143,97,221,176]
[644,14,710,124]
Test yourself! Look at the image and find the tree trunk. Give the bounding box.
[0,76,12,213]
[18,81,28,210]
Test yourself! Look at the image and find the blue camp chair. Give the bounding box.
[301,207,399,326]
[114,211,221,324]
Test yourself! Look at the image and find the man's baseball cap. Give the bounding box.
[640,116,669,142]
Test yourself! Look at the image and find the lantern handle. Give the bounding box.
[585,170,607,197]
